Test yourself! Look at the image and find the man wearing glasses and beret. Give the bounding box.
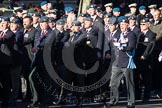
[134,18,156,103]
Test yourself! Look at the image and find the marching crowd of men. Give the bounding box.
[0,0,162,108]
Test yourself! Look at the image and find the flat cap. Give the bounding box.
[84,17,93,22]
[10,18,20,24]
[128,3,137,8]
[104,13,112,18]
[40,1,48,6]
[113,7,120,12]
[56,19,65,25]
[72,21,81,26]
[118,16,128,23]
[148,4,157,9]
[65,7,74,13]
[108,17,118,24]
[39,16,49,23]
[128,15,137,20]
[139,6,146,10]
[140,18,149,23]
[104,3,113,7]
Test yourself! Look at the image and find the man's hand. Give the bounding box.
[140,56,145,60]
[158,56,162,62]
[105,53,111,59]
[32,47,38,53]
[97,52,102,59]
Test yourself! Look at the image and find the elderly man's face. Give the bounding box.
[140,22,150,32]
[40,22,48,30]
[1,21,9,30]
[120,22,129,32]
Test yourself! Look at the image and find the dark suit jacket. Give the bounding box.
[131,26,141,38]
[47,28,70,65]
[69,30,87,69]
[32,27,52,67]
[117,31,137,68]
[0,29,15,65]
[34,27,52,49]
[136,29,156,59]
[104,29,121,66]
[22,27,37,61]
[81,27,99,50]
[93,16,104,51]
[12,29,24,65]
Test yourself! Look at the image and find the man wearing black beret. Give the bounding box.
[0,17,15,108]
[48,17,56,30]
[108,16,136,108]
[135,18,156,103]
[9,18,24,106]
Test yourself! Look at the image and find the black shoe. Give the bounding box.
[127,105,135,108]
[26,104,37,108]
[1,102,8,108]
[76,97,82,106]
[40,104,49,108]
[103,103,108,108]
[23,98,31,102]
[8,101,16,106]
[109,99,118,106]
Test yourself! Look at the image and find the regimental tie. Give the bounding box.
[109,32,113,40]
[40,30,47,39]
[0,32,5,38]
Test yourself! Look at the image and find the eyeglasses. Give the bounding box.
[140,23,146,25]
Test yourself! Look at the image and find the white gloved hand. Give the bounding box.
[158,56,162,62]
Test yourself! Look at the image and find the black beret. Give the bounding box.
[89,4,97,9]
[10,18,20,24]
[0,17,2,23]
[48,17,56,22]
[72,21,81,26]
[84,17,93,22]
[140,18,149,23]
[15,8,23,13]
[104,13,112,18]
[49,10,57,15]
[108,17,118,24]
[1,17,10,22]
[78,13,86,17]
[56,19,65,25]
[39,16,49,23]
[128,15,137,20]
[32,12,41,17]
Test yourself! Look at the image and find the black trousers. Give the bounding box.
[0,65,11,106]
[134,59,152,100]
